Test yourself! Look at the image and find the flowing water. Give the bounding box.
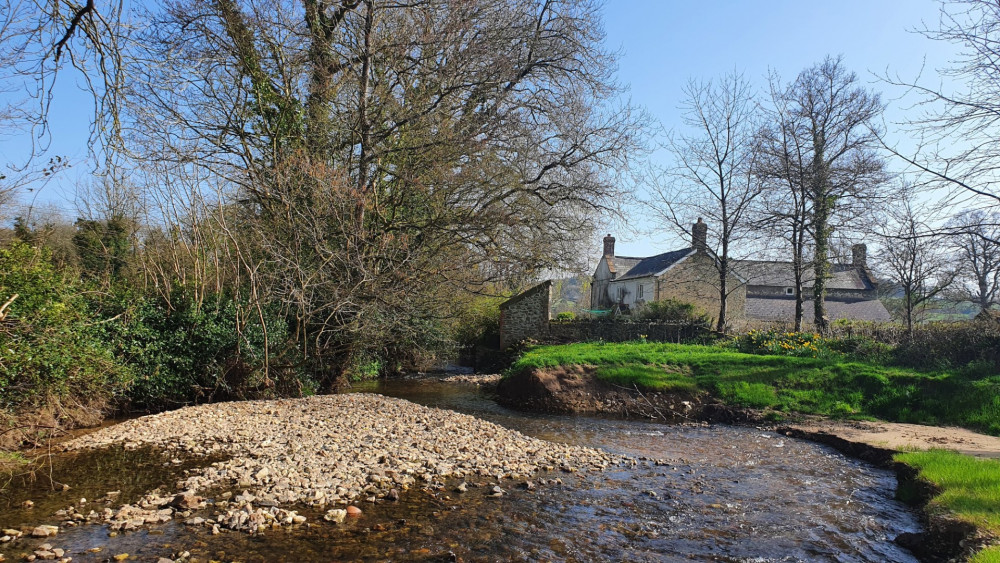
[0,379,923,562]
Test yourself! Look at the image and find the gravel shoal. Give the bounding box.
[64,394,624,510]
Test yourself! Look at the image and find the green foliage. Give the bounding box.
[556,311,576,321]
[895,450,1000,540]
[97,290,309,409]
[0,242,133,413]
[452,295,505,350]
[72,217,133,282]
[637,299,709,324]
[509,340,1000,434]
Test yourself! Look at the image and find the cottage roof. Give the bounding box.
[616,248,694,281]
[745,296,892,323]
[606,256,642,276]
[733,260,875,291]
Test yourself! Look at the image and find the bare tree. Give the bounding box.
[948,209,1000,311]
[883,0,1000,211]
[756,71,815,331]
[876,197,956,333]
[763,56,890,334]
[647,71,762,331]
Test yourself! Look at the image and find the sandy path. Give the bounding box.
[781,418,1000,458]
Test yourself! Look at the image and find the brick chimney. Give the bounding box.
[603,234,615,257]
[852,244,867,268]
[692,218,708,253]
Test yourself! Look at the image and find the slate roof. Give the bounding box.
[745,296,892,323]
[733,260,875,291]
[616,248,695,281]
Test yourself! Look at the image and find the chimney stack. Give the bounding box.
[852,243,867,268]
[692,218,708,253]
[603,234,616,257]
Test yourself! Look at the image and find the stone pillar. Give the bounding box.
[692,218,708,253]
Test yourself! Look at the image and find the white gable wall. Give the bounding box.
[607,277,655,308]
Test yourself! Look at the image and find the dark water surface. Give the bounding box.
[0,379,922,562]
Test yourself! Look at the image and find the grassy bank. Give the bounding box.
[895,450,1000,562]
[510,341,1000,435]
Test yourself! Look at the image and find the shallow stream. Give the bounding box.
[0,379,922,562]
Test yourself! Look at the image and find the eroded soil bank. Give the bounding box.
[497,367,1000,561]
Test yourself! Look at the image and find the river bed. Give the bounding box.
[0,378,923,562]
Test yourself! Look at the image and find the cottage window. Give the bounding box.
[785,287,794,295]
[618,287,626,301]
[637,284,644,299]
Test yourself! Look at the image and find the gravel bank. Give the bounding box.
[64,394,623,512]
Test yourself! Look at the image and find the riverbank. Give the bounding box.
[498,359,1000,561]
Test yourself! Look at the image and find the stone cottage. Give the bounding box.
[592,219,891,324]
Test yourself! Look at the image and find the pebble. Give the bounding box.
[324,509,347,524]
[60,394,624,535]
[346,506,362,517]
[30,526,58,538]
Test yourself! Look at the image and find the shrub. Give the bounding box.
[555,311,576,321]
[97,289,310,410]
[893,321,1000,371]
[0,242,132,416]
[730,329,835,359]
[637,299,709,324]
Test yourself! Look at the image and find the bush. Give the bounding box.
[97,289,311,410]
[636,299,709,324]
[555,311,576,321]
[893,321,1000,371]
[730,329,835,359]
[0,243,132,415]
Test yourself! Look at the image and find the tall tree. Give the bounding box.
[123,0,643,382]
[948,209,1000,312]
[647,71,762,331]
[764,56,890,333]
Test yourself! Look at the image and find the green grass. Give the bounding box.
[896,450,1000,558]
[509,341,1000,435]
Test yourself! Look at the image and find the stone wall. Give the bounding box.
[499,281,552,348]
[655,254,746,325]
[547,319,708,344]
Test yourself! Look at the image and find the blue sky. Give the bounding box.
[3,1,963,257]
[601,0,960,256]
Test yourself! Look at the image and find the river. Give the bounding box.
[0,378,923,562]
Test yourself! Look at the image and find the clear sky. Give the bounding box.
[600,0,960,257]
[3,0,964,259]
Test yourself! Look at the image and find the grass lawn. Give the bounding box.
[896,450,1000,562]
[509,341,1000,435]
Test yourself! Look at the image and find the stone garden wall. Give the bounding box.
[499,281,552,348]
